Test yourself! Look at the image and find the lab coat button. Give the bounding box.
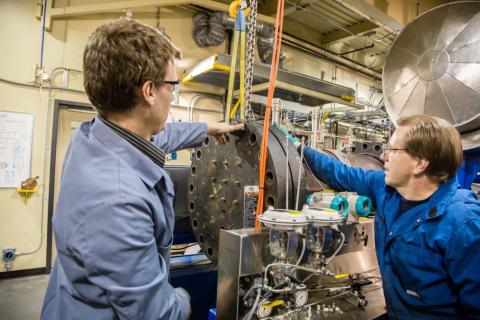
[389,231,393,236]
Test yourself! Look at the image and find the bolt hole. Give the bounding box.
[221,210,226,215]
[374,145,381,152]
[266,171,274,184]
[189,202,195,211]
[192,218,198,229]
[191,166,197,176]
[266,196,275,207]
[362,143,368,150]
[207,247,214,256]
[189,184,194,192]
[199,234,204,243]
[351,147,356,152]
[204,136,210,146]
[196,150,202,160]
[249,133,257,145]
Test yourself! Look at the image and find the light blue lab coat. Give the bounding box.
[304,147,480,319]
[41,117,207,320]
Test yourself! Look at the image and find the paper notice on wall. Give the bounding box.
[0,111,34,188]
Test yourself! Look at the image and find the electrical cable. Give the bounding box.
[295,137,305,210]
[295,238,306,266]
[255,0,285,228]
[242,286,262,320]
[325,232,345,265]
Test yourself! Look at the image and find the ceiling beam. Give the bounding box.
[282,19,323,48]
[45,0,276,30]
[321,20,378,45]
[258,0,305,16]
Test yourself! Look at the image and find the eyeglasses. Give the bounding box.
[163,80,180,93]
[382,144,406,155]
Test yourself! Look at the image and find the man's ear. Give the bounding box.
[140,81,157,107]
[413,158,429,176]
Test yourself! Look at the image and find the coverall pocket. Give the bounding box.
[158,236,173,254]
[391,242,454,305]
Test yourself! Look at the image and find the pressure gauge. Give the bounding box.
[257,299,273,318]
[294,290,309,307]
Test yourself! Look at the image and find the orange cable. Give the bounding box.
[255,0,285,229]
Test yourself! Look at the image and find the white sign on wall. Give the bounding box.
[0,111,34,188]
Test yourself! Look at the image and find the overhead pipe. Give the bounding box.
[282,34,382,82]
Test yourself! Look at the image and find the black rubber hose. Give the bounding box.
[192,12,226,48]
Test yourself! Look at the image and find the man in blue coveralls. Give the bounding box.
[41,19,243,320]
[298,115,480,319]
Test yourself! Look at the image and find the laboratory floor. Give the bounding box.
[0,274,49,320]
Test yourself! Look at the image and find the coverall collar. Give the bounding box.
[89,116,166,189]
[385,176,459,247]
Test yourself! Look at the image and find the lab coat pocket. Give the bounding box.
[158,235,173,270]
[391,242,454,305]
[158,235,173,255]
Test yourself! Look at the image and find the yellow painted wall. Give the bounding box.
[0,0,381,274]
[0,0,224,274]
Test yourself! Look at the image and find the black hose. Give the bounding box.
[256,24,286,66]
[192,12,227,47]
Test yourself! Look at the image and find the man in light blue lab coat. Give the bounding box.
[41,18,243,320]
[297,115,480,319]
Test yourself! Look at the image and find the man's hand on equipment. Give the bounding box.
[207,122,245,144]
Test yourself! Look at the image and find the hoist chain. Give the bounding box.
[244,0,258,120]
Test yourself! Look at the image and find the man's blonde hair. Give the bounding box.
[397,115,463,183]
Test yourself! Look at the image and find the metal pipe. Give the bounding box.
[311,107,320,148]
[271,98,281,124]
[340,43,375,56]
[282,34,382,82]
[40,0,48,69]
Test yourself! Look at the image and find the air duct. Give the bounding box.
[191,12,286,65]
[256,23,287,67]
[192,11,227,47]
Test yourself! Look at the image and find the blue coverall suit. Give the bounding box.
[304,146,480,319]
[41,117,207,320]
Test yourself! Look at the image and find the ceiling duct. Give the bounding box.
[192,11,227,47]
[191,11,286,65]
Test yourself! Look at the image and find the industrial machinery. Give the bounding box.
[187,119,384,319]
[382,1,480,189]
[216,212,382,319]
[188,122,383,263]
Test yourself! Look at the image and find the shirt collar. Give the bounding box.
[89,116,165,189]
[425,175,459,219]
[98,115,166,168]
